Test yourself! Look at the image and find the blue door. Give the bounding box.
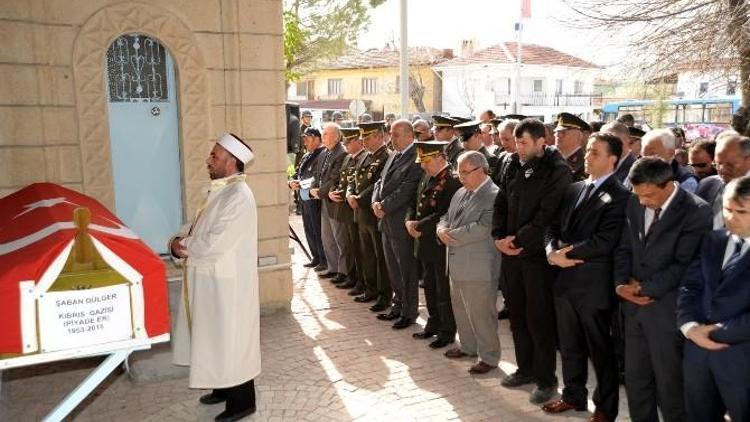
[105,34,183,254]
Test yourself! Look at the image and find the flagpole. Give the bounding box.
[399,0,408,119]
[513,0,528,114]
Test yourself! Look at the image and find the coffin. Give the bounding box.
[0,183,170,365]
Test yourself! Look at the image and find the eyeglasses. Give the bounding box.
[688,162,712,169]
[457,167,481,177]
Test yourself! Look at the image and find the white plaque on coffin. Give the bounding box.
[38,284,133,353]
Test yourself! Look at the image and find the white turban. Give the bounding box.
[217,133,254,164]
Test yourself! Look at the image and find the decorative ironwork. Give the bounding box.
[106,34,168,102]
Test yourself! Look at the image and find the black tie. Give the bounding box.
[646,208,661,239]
[454,190,473,220]
[723,238,746,274]
[576,183,595,209]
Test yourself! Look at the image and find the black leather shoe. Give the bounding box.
[412,331,436,339]
[214,407,256,422]
[320,272,337,279]
[303,261,319,268]
[377,311,400,321]
[429,338,454,349]
[392,318,415,329]
[199,392,226,405]
[354,294,377,303]
[369,302,388,312]
[313,264,328,272]
[501,371,535,387]
[347,288,364,296]
[497,307,510,320]
[337,280,356,289]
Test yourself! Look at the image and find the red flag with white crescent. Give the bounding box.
[521,0,531,19]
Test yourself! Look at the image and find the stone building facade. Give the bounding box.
[0,0,292,312]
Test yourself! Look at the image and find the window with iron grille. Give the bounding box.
[574,80,584,94]
[362,78,378,95]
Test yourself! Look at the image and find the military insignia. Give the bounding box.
[524,168,534,178]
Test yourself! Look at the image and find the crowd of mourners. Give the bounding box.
[288,109,750,422]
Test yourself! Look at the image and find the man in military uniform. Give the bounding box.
[405,141,462,348]
[330,128,368,293]
[433,115,463,168]
[346,121,392,310]
[456,120,499,179]
[554,112,591,182]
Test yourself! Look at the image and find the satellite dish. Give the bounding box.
[349,100,366,117]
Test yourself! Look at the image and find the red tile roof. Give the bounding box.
[435,42,600,69]
[319,47,452,70]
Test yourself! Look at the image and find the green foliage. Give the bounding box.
[283,0,386,83]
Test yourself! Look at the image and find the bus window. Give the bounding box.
[676,105,685,124]
[684,104,704,124]
[618,106,644,123]
[705,103,733,124]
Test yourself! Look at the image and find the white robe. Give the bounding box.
[171,174,261,389]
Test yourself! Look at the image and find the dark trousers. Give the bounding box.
[624,311,685,422]
[502,256,557,387]
[422,255,456,341]
[213,379,255,412]
[555,296,619,420]
[380,216,418,320]
[683,341,750,422]
[344,221,361,286]
[301,199,325,265]
[612,302,626,377]
[358,222,392,305]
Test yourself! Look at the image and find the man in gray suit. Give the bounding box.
[438,151,501,375]
[696,132,750,229]
[372,120,424,329]
[311,123,349,282]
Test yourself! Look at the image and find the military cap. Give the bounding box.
[502,114,527,120]
[555,112,592,132]
[358,120,386,137]
[628,126,646,139]
[414,140,449,163]
[451,115,473,124]
[432,115,460,128]
[489,117,504,127]
[331,111,343,120]
[341,127,361,142]
[301,109,313,117]
[455,120,482,141]
[304,127,321,137]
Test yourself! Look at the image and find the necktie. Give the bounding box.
[646,208,661,239]
[723,237,746,273]
[576,183,595,209]
[454,190,473,221]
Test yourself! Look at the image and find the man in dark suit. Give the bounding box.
[493,118,572,404]
[330,128,368,293]
[542,133,630,422]
[696,132,750,229]
[554,112,591,182]
[372,120,424,329]
[614,157,712,422]
[602,121,637,187]
[288,127,326,270]
[311,123,349,282]
[405,141,461,348]
[678,175,750,422]
[687,139,717,180]
[347,122,392,309]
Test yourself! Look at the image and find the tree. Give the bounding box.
[283,0,385,83]
[562,0,750,134]
[456,69,477,116]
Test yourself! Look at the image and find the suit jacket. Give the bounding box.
[372,143,423,222]
[295,146,326,202]
[614,187,712,320]
[479,146,500,180]
[314,143,347,218]
[335,150,367,224]
[492,146,573,258]
[438,179,500,282]
[678,230,750,345]
[349,145,390,227]
[445,138,464,169]
[405,167,461,262]
[545,176,631,307]
[613,152,636,185]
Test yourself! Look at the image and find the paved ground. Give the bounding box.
[0,215,632,421]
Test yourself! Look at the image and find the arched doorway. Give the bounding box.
[105,34,183,254]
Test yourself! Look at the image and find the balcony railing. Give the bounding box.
[494,92,603,107]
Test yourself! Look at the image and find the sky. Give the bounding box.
[357,0,632,73]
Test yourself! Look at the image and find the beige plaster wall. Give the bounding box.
[0,0,292,313]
